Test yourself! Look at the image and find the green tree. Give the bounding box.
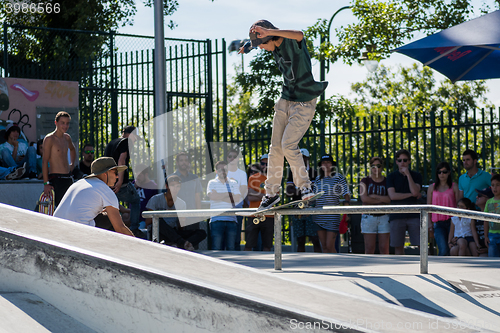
[317,0,499,64]
[349,64,493,117]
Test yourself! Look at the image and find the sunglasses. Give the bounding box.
[84,150,94,154]
[370,164,382,169]
[437,170,449,175]
[396,159,408,163]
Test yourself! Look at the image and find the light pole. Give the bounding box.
[320,5,351,102]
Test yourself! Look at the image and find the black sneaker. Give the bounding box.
[131,228,147,239]
[258,194,280,211]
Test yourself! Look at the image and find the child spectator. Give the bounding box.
[427,162,459,256]
[312,155,350,253]
[484,174,500,257]
[448,198,477,256]
[472,187,493,257]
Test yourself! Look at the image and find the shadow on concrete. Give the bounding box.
[418,274,500,318]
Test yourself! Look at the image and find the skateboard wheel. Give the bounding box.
[298,202,305,209]
[253,218,260,225]
[260,215,266,222]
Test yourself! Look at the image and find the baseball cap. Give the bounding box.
[123,125,136,134]
[318,154,336,166]
[4,122,20,140]
[260,154,269,160]
[300,148,310,157]
[249,20,277,48]
[476,187,493,198]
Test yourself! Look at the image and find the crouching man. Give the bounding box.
[54,157,134,237]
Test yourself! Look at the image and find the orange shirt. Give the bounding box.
[248,172,266,209]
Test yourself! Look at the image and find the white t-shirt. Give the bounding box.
[0,140,29,162]
[54,177,119,226]
[227,168,248,207]
[207,177,240,222]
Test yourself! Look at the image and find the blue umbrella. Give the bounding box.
[393,10,500,83]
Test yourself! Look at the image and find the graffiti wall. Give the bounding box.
[0,78,79,145]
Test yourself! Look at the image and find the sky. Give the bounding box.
[118,0,500,108]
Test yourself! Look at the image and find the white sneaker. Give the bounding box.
[301,187,315,201]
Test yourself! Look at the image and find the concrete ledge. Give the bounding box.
[0,180,43,210]
[0,203,492,332]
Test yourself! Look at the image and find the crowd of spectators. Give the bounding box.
[2,119,499,257]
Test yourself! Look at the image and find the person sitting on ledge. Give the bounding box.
[0,123,37,178]
[145,175,207,251]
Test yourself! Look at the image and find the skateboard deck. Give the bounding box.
[236,191,324,225]
[38,190,55,216]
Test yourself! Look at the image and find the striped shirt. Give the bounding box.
[312,174,350,231]
[207,177,240,222]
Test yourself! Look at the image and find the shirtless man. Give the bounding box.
[42,111,77,206]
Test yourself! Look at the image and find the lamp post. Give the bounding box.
[320,5,351,102]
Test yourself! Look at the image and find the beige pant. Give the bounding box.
[265,97,317,195]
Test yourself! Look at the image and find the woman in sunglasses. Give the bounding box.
[359,157,391,254]
[426,161,459,256]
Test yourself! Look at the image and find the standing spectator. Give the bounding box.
[171,151,203,228]
[245,163,274,252]
[359,157,391,255]
[42,112,77,206]
[484,174,500,257]
[259,154,268,174]
[426,162,459,256]
[104,125,143,238]
[0,123,37,178]
[387,149,423,255]
[226,148,248,250]
[286,148,321,252]
[239,20,327,211]
[448,198,476,256]
[72,143,95,179]
[145,175,206,250]
[458,149,491,205]
[207,161,241,250]
[312,155,350,253]
[472,187,492,257]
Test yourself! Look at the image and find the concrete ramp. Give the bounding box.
[0,203,495,332]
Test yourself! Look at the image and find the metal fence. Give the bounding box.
[229,107,500,194]
[1,23,226,176]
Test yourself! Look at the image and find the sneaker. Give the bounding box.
[131,229,147,239]
[28,172,38,179]
[184,241,195,251]
[5,165,25,180]
[258,194,280,211]
[301,187,315,201]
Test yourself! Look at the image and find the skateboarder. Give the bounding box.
[239,20,328,211]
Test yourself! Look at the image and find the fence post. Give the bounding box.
[109,30,118,139]
[3,23,8,76]
[153,217,159,243]
[420,210,429,274]
[274,212,282,270]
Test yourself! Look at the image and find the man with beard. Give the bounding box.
[458,149,491,206]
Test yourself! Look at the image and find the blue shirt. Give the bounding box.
[458,169,491,204]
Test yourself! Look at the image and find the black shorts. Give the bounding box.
[244,217,274,249]
[49,173,74,206]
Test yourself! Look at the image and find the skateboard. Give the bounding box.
[236,191,324,225]
[38,189,55,215]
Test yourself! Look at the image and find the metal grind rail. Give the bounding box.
[142,205,500,274]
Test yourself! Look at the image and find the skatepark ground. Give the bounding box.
[1,203,499,332]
